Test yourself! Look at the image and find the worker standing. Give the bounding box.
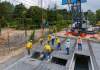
[65,38,71,55]
[43,42,52,60]
[40,38,43,45]
[55,37,61,50]
[26,40,33,55]
[48,34,52,44]
[77,37,82,51]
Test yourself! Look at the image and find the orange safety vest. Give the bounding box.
[77,39,82,44]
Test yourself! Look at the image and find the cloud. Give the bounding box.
[82,0,100,12]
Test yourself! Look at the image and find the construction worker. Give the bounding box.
[43,42,52,60]
[26,40,33,55]
[55,37,61,50]
[39,38,43,45]
[65,38,71,55]
[47,34,52,44]
[77,37,82,51]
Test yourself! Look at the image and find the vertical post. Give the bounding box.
[41,0,44,36]
[23,18,27,43]
[7,28,10,53]
[24,18,27,39]
[77,0,82,34]
[0,1,1,35]
[0,19,1,35]
[22,11,27,42]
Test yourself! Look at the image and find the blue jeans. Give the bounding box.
[78,44,82,51]
[43,52,50,60]
[52,39,55,46]
[66,48,69,55]
[56,43,61,50]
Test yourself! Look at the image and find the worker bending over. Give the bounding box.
[43,42,52,60]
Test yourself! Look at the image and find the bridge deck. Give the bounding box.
[3,37,100,70]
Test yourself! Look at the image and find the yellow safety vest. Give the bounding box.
[26,42,32,49]
[48,34,51,41]
[44,44,52,52]
[56,38,60,44]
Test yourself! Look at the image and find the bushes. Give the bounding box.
[29,30,35,41]
[53,20,71,32]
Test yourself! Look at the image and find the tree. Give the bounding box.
[0,1,14,27]
[47,10,56,22]
[13,3,27,18]
[86,10,96,25]
[96,9,100,21]
[57,14,63,21]
[26,6,47,28]
[0,1,14,16]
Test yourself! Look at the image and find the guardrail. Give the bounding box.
[87,40,99,70]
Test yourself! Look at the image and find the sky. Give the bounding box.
[1,0,100,12]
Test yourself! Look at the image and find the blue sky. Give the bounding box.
[1,0,100,12]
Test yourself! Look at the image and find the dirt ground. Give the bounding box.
[0,28,32,63]
[0,28,47,64]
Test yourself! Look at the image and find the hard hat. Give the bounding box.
[67,38,70,42]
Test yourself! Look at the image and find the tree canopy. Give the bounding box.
[0,1,100,30]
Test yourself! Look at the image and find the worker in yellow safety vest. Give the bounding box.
[43,42,52,59]
[47,34,52,44]
[55,37,61,50]
[26,40,33,55]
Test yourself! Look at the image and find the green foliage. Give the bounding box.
[0,1,72,29]
[0,16,7,27]
[13,3,27,18]
[47,10,56,22]
[88,10,96,25]
[26,6,48,29]
[29,30,35,41]
[26,6,42,28]
[7,21,17,28]
[96,9,100,21]
[0,1,14,16]
[1,1,100,30]
[0,1,14,27]
[54,20,71,31]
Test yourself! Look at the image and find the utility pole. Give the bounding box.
[22,18,27,42]
[22,11,27,41]
[41,0,44,35]
[0,0,1,35]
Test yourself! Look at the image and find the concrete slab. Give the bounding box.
[74,40,90,56]
[4,37,76,70]
[90,42,100,69]
[4,56,42,70]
